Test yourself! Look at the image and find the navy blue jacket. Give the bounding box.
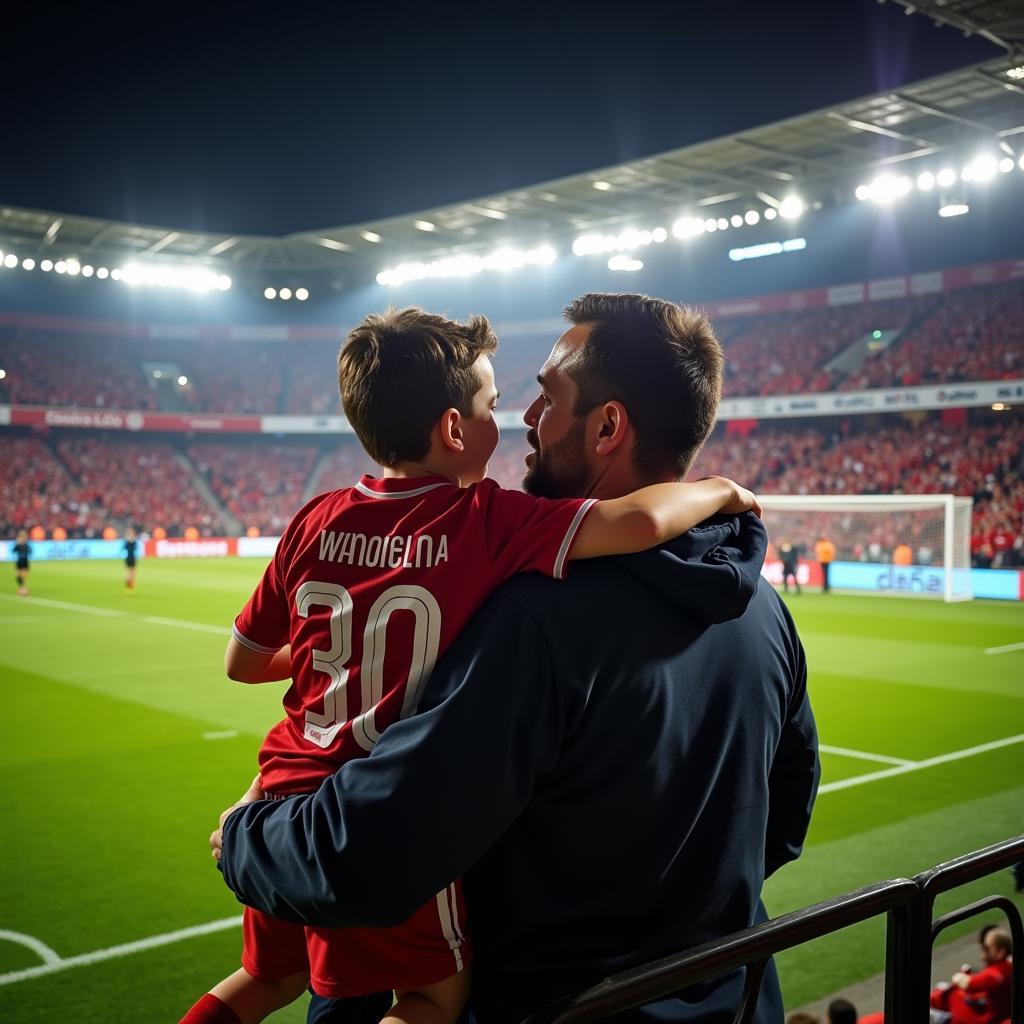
[219,513,818,1022]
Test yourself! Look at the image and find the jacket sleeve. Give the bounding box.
[764,619,820,878]
[218,592,562,928]
[963,964,1006,995]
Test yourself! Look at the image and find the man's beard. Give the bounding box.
[523,418,593,499]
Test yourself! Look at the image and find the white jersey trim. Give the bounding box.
[435,884,466,973]
[553,498,598,579]
[231,623,281,655]
[354,480,451,501]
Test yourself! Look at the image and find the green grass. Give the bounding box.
[0,562,1022,1021]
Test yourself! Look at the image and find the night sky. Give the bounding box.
[3,1,1000,236]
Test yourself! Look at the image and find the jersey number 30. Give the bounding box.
[295,581,442,752]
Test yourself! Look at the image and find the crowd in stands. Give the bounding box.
[2,414,1021,563]
[55,436,228,536]
[842,282,1024,391]
[188,440,319,534]
[2,280,1020,417]
[718,296,938,397]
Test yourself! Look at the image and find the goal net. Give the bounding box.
[757,494,974,602]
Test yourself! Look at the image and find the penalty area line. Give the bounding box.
[819,743,915,767]
[819,733,1024,794]
[984,641,1024,655]
[0,916,243,986]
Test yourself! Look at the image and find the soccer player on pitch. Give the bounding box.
[180,308,759,1024]
[123,527,138,592]
[13,528,31,596]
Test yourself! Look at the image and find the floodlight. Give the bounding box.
[1007,65,1024,80]
[938,203,969,217]
[855,184,870,201]
[81,265,94,277]
[97,267,109,279]
[0,369,6,380]
[361,231,382,243]
[66,261,81,275]
[779,195,805,218]
[279,287,292,300]
[730,214,743,228]
[177,375,188,386]
[717,218,729,230]
[21,258,35,271]
[592,181,612,191]
[414,221,435,232]
[936,168,956,188]
[55,260,67,273]
[607,254,642,271]
[672,216,705,239]
[962,154,998,182]
[652,227,668,243]
[705,219,718,232]
[917,171,935,191]
[744,210,760,225]
[41,259,53,272]
[264,287,276,299]
[764,207,778,221]
[998,157,1014,174]
[3,253,17,269]
[296,287,309,301]
[865,175,911,203]
[111,268,123,281]
[217,274,231,291]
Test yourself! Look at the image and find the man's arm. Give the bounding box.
[218,592,562,928]
[764,622,819,878]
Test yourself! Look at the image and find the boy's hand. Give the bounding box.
[210,775,265,861]
[706,477,762,518]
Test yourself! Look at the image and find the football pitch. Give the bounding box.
[1,560,1022,1022]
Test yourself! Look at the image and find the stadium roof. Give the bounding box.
[2,52,1023,285]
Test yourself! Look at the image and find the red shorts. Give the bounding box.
[242,879,471,999]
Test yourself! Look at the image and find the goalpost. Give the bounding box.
[757,494,974,602]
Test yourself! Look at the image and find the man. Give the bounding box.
[780,540,801,594]
[215,293,820,1023]
[815,536,836,594]
[930,927,1013,1024]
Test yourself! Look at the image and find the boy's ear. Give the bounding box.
[438,407,465,453]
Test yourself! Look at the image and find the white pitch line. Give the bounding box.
[985,641,1024,655]
[820,733,1024,794]
[0,930,60,965]
[203,730,239,740]
[0,593,229,637]
[0,915,243,986]
[819,743,916,767]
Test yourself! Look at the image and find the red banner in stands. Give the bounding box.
[145,537,238,558]
[9,406,261,433]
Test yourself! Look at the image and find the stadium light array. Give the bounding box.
[377,244,556,287]
[938,202,969,218]
[120,262,231,292]
[576,227,669,254]
[1006,65,1024,80]
[728,238,807,262]
[607,254,643,272]
[857,150,1024,204]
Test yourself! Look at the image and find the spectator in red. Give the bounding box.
[930,927,1013,1024]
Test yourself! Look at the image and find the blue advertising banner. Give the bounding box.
[0,539,142,562]
[829,562,1020,600]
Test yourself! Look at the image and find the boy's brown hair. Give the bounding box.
[338,307,498,467]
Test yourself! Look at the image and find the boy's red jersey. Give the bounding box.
[234,474,594,793]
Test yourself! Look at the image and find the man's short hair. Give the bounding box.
[563,293,723,478]
[986,927,1012,956]
[826,998,857,1024]
[338,307,498,467]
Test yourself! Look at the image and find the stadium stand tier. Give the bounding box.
[1,276,1021,414]
[2,415,1021,563]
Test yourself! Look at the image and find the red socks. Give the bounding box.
[179,993,243,1024]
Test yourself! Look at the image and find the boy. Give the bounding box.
[13,529,31,596]
[182,308,759,1024]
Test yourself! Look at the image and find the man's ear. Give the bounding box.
[438,408,464,453]
[593,400,629,457]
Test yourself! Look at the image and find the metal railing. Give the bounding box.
[525,835,1024,1024]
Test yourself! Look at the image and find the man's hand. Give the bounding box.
[952,971,971,990]
[210,775,265,861]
